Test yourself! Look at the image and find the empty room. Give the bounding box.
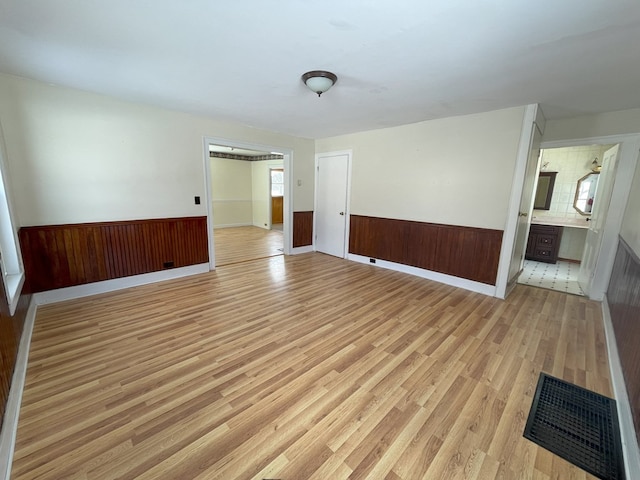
[0,2,639,479]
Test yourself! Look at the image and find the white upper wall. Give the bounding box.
[210,156,253,227]
[0,73,315,226]
[316,106,526,231]
[544,108,640,142]
[545,109,640,256]
[210,156,253,200]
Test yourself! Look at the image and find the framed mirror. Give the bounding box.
[534,172,557,210]
[574,172,599,215]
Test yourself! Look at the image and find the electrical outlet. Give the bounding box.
[369,258,376,264]
[163,261,175,268]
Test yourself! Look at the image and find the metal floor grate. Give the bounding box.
[524,373,625,480]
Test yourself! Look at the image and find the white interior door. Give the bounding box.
[315,152,350,258]
[578,144,620,294]
[508,124,542,285]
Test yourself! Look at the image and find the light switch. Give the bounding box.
[297,179,302,186]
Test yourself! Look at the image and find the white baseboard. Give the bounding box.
[33,264,210,305]
[213,223,252,229]
[291,246,314,255]
[0,298,37,480]
[348,254,497,297]
[602,297,640,479]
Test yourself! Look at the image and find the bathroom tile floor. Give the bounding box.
[518,259,584,296]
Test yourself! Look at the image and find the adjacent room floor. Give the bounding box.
[12,253,611,479]
[213,225,283,266]
[518,259,584,296]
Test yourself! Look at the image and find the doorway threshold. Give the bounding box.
[518,260,584,296]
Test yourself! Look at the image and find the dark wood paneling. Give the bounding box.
[293,211,313,247]
[19,217,209,293]
[607,236,640,444]
[349,215,503,285]
[0,275,31,421]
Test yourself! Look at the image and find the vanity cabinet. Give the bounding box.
[526,224,563,263]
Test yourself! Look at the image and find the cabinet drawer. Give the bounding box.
[531,224,562,235]
[534,247,553,259]
[536,234,558,247]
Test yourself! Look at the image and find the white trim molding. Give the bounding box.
[0,298,37,480]
[348,254,497,297]
[213,223,253,229]
[33,264,209,305]
[602,297,640,479]
[291,245,314,255]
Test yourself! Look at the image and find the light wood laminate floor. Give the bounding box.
[214,226,283,267]
[13,253,612,479]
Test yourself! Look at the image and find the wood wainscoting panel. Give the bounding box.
[607,236,640,444]
[349,215,503,285]
[293,211,313,247]
[19,216,209,293]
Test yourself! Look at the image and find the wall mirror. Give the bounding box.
[534,172,557,210]
[574,172,599,215]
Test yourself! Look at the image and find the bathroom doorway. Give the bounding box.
[518,143,618,296]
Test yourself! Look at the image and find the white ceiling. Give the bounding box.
[1,1,639,139]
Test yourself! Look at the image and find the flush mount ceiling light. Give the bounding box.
[301,70,337,97]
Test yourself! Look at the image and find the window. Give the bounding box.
[271,169,284,197]
[0,124,24,315]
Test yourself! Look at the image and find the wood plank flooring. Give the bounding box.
[12,253,613,479]
[214,226,283,266]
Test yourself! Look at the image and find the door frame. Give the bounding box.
[202,136,293,270]
[539,133,640,300]
[495,104,539,299]
[313,150,353,258]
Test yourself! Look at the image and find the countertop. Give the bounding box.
[531,216,590,229]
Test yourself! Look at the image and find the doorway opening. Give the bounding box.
[517,143,618,296]
[204,140,291,268]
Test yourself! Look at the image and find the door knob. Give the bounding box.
[339,212,345,216]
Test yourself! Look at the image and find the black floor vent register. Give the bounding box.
[524,373,625,480]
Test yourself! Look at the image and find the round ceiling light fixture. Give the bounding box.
[301,70,337,97]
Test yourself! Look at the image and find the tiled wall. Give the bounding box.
[535,144,614,220]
